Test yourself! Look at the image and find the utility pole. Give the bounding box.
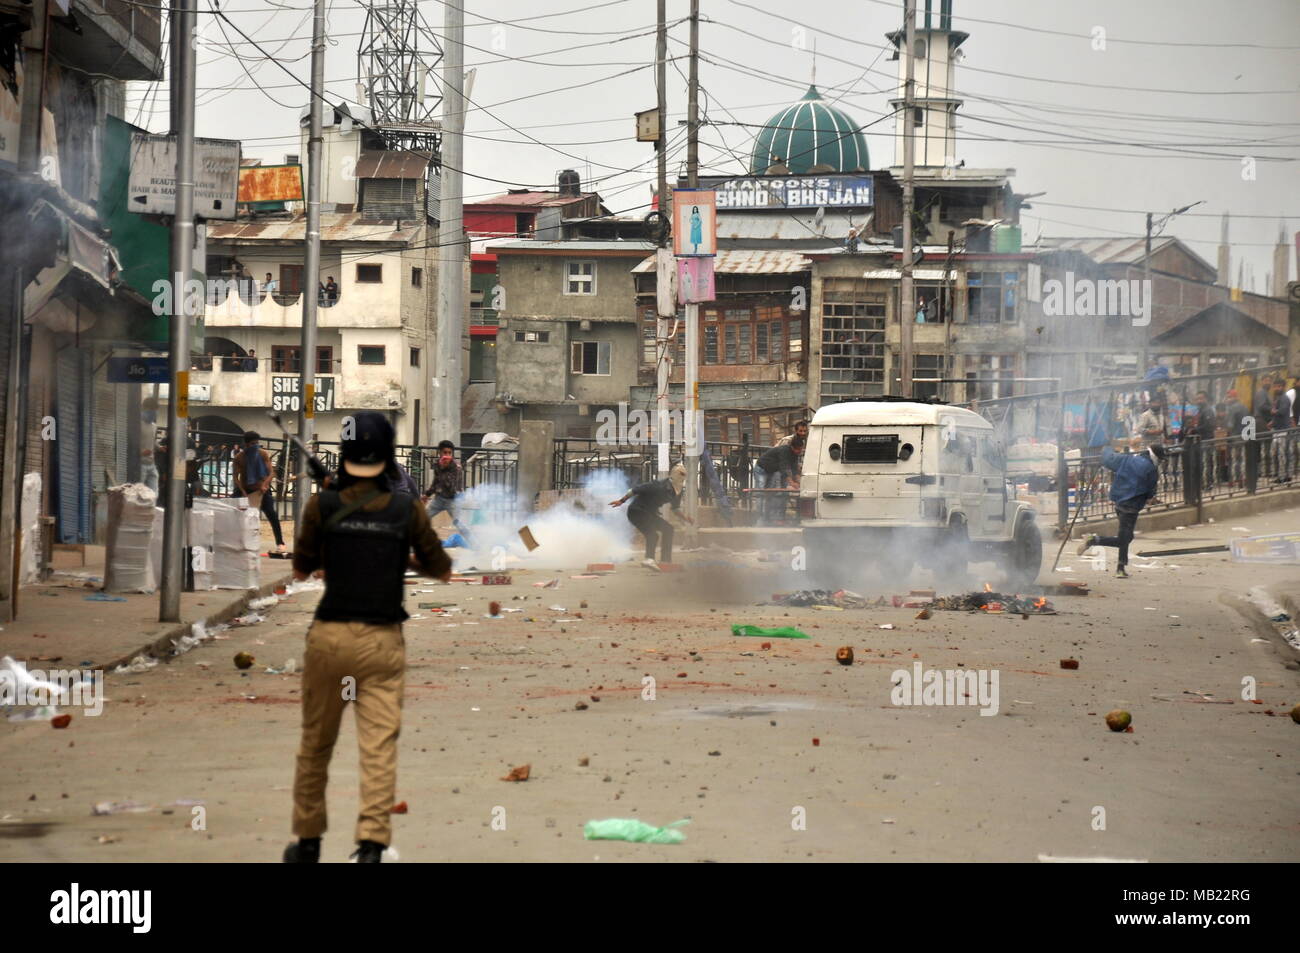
[683,0,700,520]
[1143,211,1152,370]
[159,0,197,622]
[295,0,326,527]
[898,0,916,399]
[655,0,670,478]
[433,0,465,445]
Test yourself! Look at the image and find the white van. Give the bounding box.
[798,399,1042,585]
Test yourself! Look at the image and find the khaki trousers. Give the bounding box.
[292,619,405,845]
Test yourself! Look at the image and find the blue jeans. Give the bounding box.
[752,463,781,524]
[426,495,470,539]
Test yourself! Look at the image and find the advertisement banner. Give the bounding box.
[673,189,716,257]
[677,256,715,304]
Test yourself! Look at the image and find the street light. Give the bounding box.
[1144,200,1203,362]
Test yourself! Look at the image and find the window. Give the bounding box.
[914,284,953,323]
[680,301,802,368]
[409,347,420,367]
[470,338,497,382]
[272,346,333,374]
[514,330,550,343]
[565,260,596,295]
[570,341,611,375]
[966,272,1018,324]
[913,354,950,400]
[358,345,386,365]
[820,280,886,403]
[411,267,423,288]
[356,263,383,283]
[279,264,303,295]
[913,107,925,128]
[968,353,1015,402]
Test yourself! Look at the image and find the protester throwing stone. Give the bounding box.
[1077,437,1165,578]
[610,463,692,567]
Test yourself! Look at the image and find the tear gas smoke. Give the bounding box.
[450,469,635,571]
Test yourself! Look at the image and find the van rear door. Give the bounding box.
[811,425,926,523]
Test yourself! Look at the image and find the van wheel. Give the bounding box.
[1007,517,1043,588]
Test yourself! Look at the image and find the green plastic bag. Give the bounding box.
[730,624,809,639]
[583,818,689,844]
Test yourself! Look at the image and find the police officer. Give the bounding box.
[283,412,451,863]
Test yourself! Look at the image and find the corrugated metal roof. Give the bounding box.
[715,210,865,241]
[355,150,431,180]
[860,269,953,280]
[1037,235,1218,277]
[489,239,655,253]
[631,249,811,275]
[207,212,421,243]
[470,190,594,208]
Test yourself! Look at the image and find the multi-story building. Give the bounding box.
[198,107,443,446]
[0,0,166,615]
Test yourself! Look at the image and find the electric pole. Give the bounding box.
[683,0,700,521]
[295,0,326,527]
[655,0,670,477]
[160,0,197,622]
[899,0,916,399]
[433,0,465,445]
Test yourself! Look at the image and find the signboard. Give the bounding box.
[238,164,304,204]
[107,356,170,384]
[128,134,241,220]
[672,189,716,257]
[0,80,19,172]
[699,174,874,210]
[271,375,335,413]
[1230,533,1300,565]
[677,256,715,304]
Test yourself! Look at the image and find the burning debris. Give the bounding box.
[932,587,1056,614]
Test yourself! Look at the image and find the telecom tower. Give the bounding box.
[357,0,444,158]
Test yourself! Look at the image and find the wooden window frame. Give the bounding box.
[357,344,387,365]
[356,263,383,284]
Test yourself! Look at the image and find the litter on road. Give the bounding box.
[583,818,688,844]
[730,624,809,639]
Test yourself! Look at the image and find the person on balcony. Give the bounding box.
[243,349,258,373]
[322,276,339,307]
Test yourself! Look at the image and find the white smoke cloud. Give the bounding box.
[451,469,636,571]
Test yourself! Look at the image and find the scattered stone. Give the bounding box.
[578,757,589,767]
[575,701,588,711]
[1105,710,1132,732]
[836,646,854,666]
[1060,659,1079,670]
[708,750,721,756]
[501,764,531,782]
[233,652,255,670]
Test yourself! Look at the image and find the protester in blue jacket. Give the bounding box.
[1077,438,1165,578]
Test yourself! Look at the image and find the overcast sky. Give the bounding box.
[129,0,1300,290]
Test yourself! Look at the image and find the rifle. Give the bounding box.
[265,411,332,484]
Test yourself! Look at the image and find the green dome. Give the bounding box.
[749,86,869,175]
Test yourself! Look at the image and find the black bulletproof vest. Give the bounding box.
[315,490,414,624]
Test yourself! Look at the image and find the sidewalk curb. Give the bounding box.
[102,573,296,673]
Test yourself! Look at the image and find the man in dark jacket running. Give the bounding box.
[1077,438,1165,578]
[610,463,692,567]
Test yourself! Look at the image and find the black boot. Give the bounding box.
[283,837,321,863]
[351,840,385,863]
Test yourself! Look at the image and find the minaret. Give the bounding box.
[1272,220,1289,298]
[1216,212,1230,286]
[887,0,967,168]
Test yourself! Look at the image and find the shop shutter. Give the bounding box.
[55,347,92,543]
